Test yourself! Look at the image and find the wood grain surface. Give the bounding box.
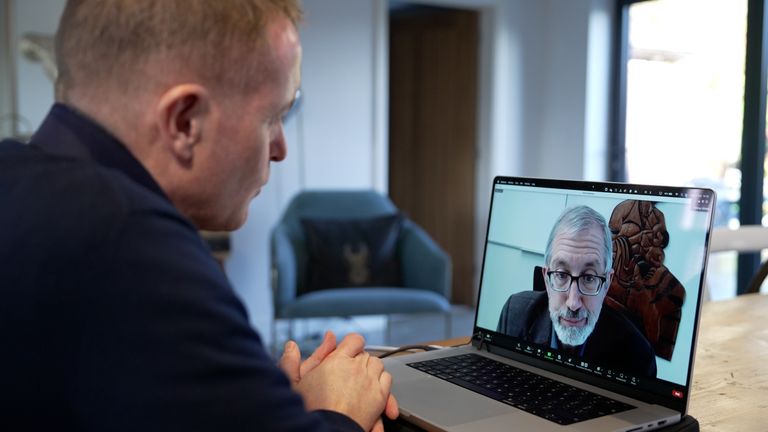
[688,293,768,431]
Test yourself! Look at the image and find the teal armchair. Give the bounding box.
[270,190,452,325]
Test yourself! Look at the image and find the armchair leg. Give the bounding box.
[444,309,452,339]
[288,318,295,343]
[271,318,293,358]
[385,314,392,345]
[271,317,278,358]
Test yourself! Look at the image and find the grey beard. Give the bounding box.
[550,307,596,347]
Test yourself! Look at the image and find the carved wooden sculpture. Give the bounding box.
[607,200,685,360]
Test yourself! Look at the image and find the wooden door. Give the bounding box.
[389,6,479,305]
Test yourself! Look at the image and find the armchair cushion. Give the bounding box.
[283,288,451,318]
[301,214,403,293]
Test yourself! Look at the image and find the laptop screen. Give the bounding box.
[474,177,714,410]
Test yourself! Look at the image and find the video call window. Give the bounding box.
[476,186,710,386]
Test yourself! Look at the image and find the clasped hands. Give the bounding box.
[279,331,399,432]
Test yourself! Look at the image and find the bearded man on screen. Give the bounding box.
[497,206,657,378]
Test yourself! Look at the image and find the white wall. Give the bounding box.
[9,0,64,136]
[493,0,613,182]
[6,0,616,345]
[533,0,614,181]
[0,0,12,137]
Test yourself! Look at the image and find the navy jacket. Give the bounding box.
[0,104,361,431]
[497,290,657,378]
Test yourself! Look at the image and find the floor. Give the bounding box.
[270,305,476,358]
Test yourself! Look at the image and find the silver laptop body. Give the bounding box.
[385,177,715,432]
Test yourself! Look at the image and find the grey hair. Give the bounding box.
[543,205,613,273]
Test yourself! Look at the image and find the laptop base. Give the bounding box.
[384,414,699,432]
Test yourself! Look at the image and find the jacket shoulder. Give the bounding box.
[497,290,547,336]
[0,142,191,262]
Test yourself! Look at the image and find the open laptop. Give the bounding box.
[384,176,715,431]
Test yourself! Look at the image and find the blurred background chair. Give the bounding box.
[270,190,452,345]
[708,225,768,297]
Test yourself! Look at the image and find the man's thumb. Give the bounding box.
[278,340,301,385]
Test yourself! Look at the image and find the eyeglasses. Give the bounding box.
[282,88,303,123]
[545,270,606,296]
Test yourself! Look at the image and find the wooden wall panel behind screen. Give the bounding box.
[389,7,479,305]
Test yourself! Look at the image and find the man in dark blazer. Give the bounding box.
[497,206,657,378]
[0,1,396,431]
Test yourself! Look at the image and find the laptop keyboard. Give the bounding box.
[407,353,635,425]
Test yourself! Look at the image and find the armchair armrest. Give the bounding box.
[399,219,452,300]
[271,224,298,319]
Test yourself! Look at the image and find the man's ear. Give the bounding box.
[155,84,211,165]
[602,269,615,297]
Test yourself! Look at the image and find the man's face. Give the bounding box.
[544,225,613,347]
[197,16,302,230]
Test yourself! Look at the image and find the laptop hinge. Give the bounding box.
[471,330,491,351]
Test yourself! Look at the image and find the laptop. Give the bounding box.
[384,176,715,431]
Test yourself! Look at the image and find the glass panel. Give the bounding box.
[625,0,747,300]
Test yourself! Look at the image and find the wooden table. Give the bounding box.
[426,293,768,432]
[688,292,768,431]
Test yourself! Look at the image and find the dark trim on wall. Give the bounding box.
[608,0,635,182]
[738,0,768,294]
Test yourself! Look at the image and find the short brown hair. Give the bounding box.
[55,0,302,99]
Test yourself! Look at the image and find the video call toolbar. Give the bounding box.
[510,340,642,387]
[489,336,687,402]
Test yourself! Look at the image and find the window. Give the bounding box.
[613,0,768,298]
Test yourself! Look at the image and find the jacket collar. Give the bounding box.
[30,103,167,200]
